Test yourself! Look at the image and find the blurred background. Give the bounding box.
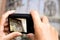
[0,0,60,40]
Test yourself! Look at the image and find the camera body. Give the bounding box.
[8,14,34,34]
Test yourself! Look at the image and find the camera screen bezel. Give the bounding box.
[8,14,34,34]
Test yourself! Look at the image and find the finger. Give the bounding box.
[30,10,41,23]
[30,10,42,29]
[30,10,42,39]
[1,10,15,26]
[41,16,49,23]
[4,19,9,32]
[4,27,9,32]
[4,19,8,26]
[5,32,22,40]
[4,22,8,27]
[0,10,15,31]
[27,33,35,40]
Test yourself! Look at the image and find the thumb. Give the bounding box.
[5,32,22,40]
[27,33,35,40]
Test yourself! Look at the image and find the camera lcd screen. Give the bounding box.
[9,18,27,33]
[8,14,34,34]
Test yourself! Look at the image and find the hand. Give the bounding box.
[27,10,59,40]
[0,10,22,40]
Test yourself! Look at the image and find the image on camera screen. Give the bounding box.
[9,18,27,33]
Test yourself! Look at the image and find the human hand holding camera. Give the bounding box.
[27,10,58,40]
[0,10,22,40]
[0,10,59,40]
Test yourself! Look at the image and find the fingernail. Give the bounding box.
[18,33,22,35]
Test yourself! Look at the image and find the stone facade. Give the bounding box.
[0,0,60,40]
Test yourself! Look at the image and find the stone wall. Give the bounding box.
[0,0,60,40]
